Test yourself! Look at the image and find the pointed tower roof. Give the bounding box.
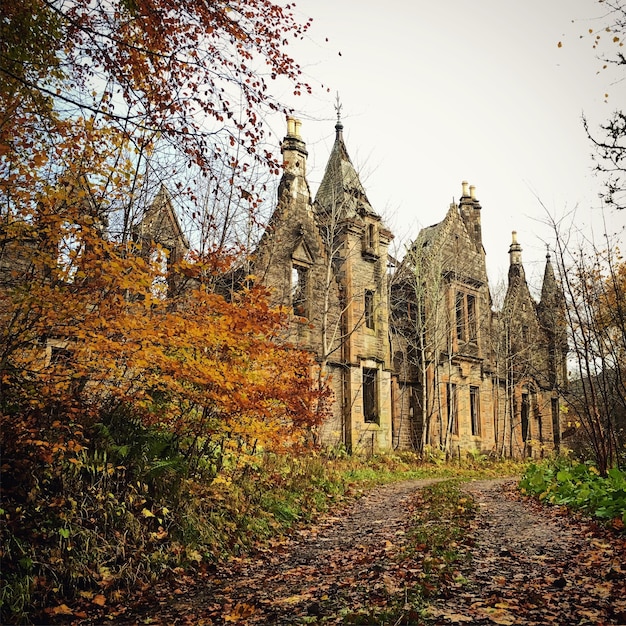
[139,185,189,251]
[314,109,379,221]
[501,230,536,320]
[540,249,562,306]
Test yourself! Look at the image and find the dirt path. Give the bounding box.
[427,479,626,625]
[109,477,626,625]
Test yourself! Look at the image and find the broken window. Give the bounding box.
[362,222,378,257]
[455,290,478,343]
[470,385,481,436]
[551,398,561,449]
[365,290,375,329]
[291,264,308,317]
[456,291,464,341]
[447,382,458,435]
[150,246,169,299]
[467,294,477,341]
[521,393,530,442]
[363,367,379,424]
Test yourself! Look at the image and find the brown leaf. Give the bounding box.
[50,604,74,615]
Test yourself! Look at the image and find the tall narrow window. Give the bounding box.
[365,290,375,329]
[456,291,464,341]
[291,265,308,317]
[363,223,377,257]
[467,294,477,341]
[470,386,481,436]
[447,382,458,435]
[551,398,561,449]
[455,291,478,344]
[363,368,379,424]
[521,393,530,442]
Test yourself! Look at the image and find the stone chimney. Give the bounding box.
[459,181,483,252]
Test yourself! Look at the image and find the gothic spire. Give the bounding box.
[540,246,561,307]
[314,100,379,220]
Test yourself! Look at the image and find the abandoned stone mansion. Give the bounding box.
[144,116,568,458]
[250,116,568,458]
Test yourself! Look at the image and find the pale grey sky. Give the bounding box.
[265,0,626,294]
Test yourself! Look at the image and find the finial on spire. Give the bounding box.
[334,92,342,123]
[334,92,344,138]
[546,242,551,261]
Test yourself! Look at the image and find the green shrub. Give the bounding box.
[520,459,626,525]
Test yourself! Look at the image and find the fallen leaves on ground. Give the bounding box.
[49,478,626,625]
[425,480,626,625]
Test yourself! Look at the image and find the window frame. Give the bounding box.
[446,382,458,436]
[291,263,309,317]
[470,385,481,436]
[454,289,479,344]
[363,367,379,424]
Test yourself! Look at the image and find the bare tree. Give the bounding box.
[546,209,626,472]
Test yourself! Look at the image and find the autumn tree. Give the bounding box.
[0,2,329,620]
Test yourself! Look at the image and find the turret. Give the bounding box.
[538,249,568,386]
[281,116,308,177]
[508,231,526,283]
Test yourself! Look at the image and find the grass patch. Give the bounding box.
[339,450,526,489]
[338,479,477,625]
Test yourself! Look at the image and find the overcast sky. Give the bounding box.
[263,0,626,295]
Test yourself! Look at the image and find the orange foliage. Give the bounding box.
[1,197,329,475]
[1,0,323,476]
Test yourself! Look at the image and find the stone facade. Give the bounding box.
[253,117,394,454]
[254,118,567,458]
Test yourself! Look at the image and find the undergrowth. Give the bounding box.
[1,437,522,625]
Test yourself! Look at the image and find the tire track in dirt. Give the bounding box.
[426,478,626,625]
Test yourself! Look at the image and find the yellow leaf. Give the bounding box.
[223,602,256,621]
[273,593,311,605]
[92,594,106,606]
[141,508,155,518]
[477,607,516,625]
[51,604,74,615]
